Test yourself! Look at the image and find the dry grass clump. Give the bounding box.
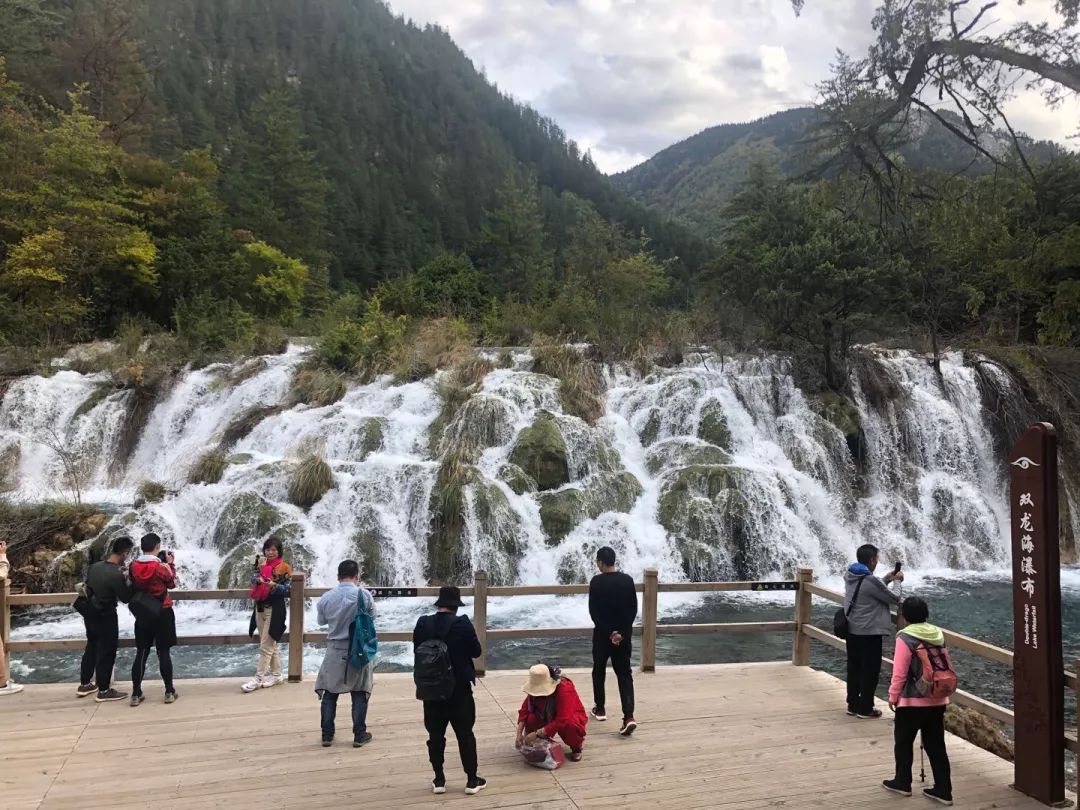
[291,366,348,407]
[426,356,496,457]
[188,449,228,485]
[393,318,474,382]
[531,337,606,424]
[134,480,167,505]
[288,452,334,509]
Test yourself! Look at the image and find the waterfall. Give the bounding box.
[3,344,1069,672]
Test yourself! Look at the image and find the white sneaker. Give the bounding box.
[0,682,24,696]
[261,674,284,688]
[241,676,264,693]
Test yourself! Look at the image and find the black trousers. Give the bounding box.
[845,633,882,714]
[424,686,478,780]
[131,608,176,697]
[592,629,635,718]
[894,705,951,795]
[80,611,119,691]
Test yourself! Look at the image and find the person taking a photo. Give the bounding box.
[844,543,903,718]
[128,533,178,706]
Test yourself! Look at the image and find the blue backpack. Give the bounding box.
[348,591,378,669]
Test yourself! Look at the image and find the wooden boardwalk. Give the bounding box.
[0,663,1048,810]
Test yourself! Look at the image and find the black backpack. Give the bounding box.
[414,615,456,701]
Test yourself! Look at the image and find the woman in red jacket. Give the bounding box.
[516,664,589,761]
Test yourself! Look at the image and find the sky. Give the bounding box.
[386,0,1079,174]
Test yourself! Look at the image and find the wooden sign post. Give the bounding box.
[1009,423,1065,805]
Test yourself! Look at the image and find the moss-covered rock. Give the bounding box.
[497,463,537,495]
[0,441,20,491]
[538,471,642,544]
[638,408,662,447]
[808,391,862,439]
[352,508,392,585]
[508,411,569,491]
[471,481,525,584]
[427,452,477,583]
[50,548,87,592]
[539,488,587,544]
[442,395,514,457]
[217,542,259,589]
[697,400,732,451]
[348,418,385,461]
[227,453,254,465]
[646,439,730,475]
[211,491,283,552]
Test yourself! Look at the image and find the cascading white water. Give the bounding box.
[1,344,1056,676]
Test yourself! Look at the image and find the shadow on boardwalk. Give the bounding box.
[0,663,1048,809]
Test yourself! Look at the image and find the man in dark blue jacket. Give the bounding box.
[413,586,486,796]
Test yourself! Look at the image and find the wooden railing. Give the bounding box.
[801,582,1079,767]
[0,567,814,681]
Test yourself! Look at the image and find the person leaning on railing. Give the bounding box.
[0,540,24,696]
[844,543,903,719]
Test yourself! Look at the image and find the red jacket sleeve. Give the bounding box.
[517,697,530,726]
[545,681,587,737]
[156,563,177,590]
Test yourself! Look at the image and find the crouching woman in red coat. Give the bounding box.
[516,664,589,761]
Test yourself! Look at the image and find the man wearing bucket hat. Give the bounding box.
[413,585,486,796]
[516,663,589,761]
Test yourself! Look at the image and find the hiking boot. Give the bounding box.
[261,674,284,688]
[321,735,333,748]
[95,688,128,703]
[353,732,373,747]
[0,682,24,696]
[568,749,583,762]
[129,694,145,707]
[464,777,487,795]
[619,716,638,736]
[857,708,883,719]
[922,788,953,806]
[76,683,96,698]
[240,676,264,693]
[432,777,446,795]
[590,706,607,721]
[164,691,178,705]
[882,779,912,797]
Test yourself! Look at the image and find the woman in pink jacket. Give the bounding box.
[883,597,953,806]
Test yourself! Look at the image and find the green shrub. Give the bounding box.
[317,296,408,378]
[173,294,257,363]
[291,367,348,407]
[188,448,228,484]
[253,321,289,355]
[288,453,334,508]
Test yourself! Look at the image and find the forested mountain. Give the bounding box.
[612,107,1066,237]
[0,0,708,351]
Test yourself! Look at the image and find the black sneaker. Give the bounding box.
[321,735,333,747]
[857,708,883,719]
[882,779,912,797]
[432,777,446,795]
[129,694,145,707]
[76,683,96,698]
[95,689,128,703]
[619,717,638,736]
[922,788,953,806]
[846,706,856,717]
[590,706,607,721]
[353,732,373,748]
[464,777,487,796]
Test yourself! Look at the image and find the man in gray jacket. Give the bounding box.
[844,543,903,718]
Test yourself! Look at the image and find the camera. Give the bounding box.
[158,550,172,563]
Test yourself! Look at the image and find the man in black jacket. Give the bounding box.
[78,536,134,703]
[413,586,487,796]
[589,546,638,736]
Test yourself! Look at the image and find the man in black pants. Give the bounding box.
[843,543,903,718]
[413,586,487,796]
[77,536,134,703]
[128,533,178,706]
[588,546,638,736]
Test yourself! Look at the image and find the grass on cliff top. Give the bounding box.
[188,448,228,485]
[531,337,606,424]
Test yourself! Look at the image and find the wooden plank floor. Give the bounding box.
[0,663,1051,810]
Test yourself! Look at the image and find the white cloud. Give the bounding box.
[387,0,1078,173]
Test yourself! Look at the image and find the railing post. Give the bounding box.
[792,566,813,666]
[0,577,9,645]
[473,570,488,678]
[642,568,658,673]
[287,572,305,683]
